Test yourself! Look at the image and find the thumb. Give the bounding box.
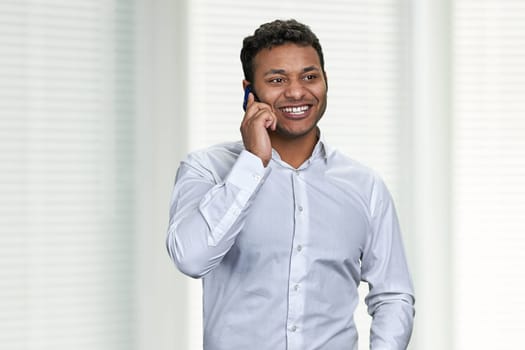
[248,91,255,105]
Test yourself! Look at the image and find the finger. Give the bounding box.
[244,101,271,122]
[245,92,255,111]
[262,110,277,130]
[242,105,267,130]
[264,118,273,129]
[243,94,262,121]
[269,106,277,131]
[252,106,274,122]
[268,110,277,130]
[241,96,257,126]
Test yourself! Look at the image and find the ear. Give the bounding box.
[242,79,251,90]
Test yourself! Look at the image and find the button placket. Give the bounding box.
[286,169,309,349]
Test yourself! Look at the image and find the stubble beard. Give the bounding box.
[274,120,320,140]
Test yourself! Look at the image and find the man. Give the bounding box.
[167,19,415,350]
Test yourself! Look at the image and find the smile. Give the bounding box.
[280,105,311,116]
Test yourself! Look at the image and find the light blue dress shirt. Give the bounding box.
[167,138,415,350]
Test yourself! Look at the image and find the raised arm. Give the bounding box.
[166,150,269,278]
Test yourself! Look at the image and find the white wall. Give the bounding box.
[134,0,190,349]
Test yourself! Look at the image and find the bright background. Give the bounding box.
[1,0,524,349]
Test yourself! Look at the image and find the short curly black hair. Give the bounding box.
[240,19,325,83]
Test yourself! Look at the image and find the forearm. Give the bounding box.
[167,182,251,278]
[368,293,415,349]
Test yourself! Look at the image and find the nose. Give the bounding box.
[284,79,305,100]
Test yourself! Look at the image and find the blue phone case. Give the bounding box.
[242,85,253,111]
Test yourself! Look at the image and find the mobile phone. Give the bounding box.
[242,85,259,111]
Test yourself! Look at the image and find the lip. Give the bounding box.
[278,104,312,120]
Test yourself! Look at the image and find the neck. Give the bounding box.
[270,128,319,169]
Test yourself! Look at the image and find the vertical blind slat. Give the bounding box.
[0,1,135,349]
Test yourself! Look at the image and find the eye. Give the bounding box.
[269,77,284,84]
[303,74,317,81]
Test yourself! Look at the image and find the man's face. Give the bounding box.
[249,43,327,140]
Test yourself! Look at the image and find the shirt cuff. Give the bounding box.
[203,150,270,247]
[225,150,269,192]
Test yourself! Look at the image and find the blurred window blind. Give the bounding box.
[452,1,525,348]
[0,1,136,349]
[185,1,406,349]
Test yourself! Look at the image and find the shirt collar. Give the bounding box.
[271,128,332,168]
[312,131,330,161]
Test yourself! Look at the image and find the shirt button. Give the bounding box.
[298,205,303,212]
[294,284,299,291]
[252,173,261,182]
[290,325,297,332]
[297,245,303,252]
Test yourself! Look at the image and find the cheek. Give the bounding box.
[314,88,327,105]
[258,90,281,106]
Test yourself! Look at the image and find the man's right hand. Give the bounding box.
[240,92,277,167]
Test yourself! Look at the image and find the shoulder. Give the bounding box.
[180,141,245,181]
[324,148,392,212]
[185,141,244,163]
[325,148,381,184]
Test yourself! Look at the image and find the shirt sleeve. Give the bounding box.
[361,176,415,350]
[166,150,270,278]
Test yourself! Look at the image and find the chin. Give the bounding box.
[275,123,318,139]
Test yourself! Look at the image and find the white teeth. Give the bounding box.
[282,105,309,114]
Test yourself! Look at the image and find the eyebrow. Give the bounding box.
[302,66,319,73]
[263,66,320,76]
